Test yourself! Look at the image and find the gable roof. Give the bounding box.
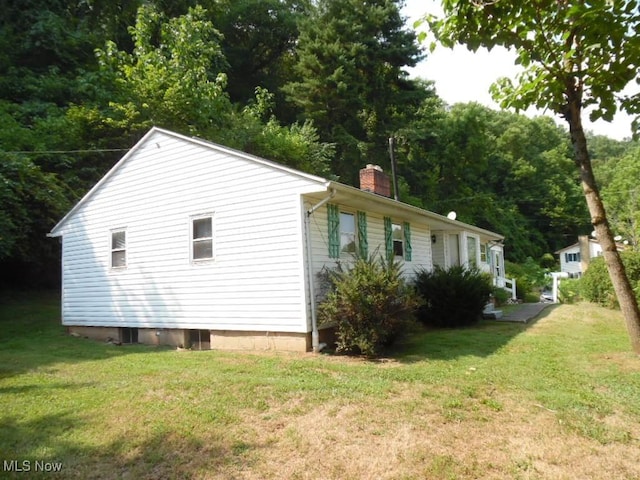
[48,127,329,237]
[555,242,581,254]
[48,126,504,241]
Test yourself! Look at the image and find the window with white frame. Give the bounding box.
[480,243,488,263]
[340,212,356,254]
[192,216,213,261]
[111,229,127,268]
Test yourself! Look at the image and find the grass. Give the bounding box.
[1,292,640,479]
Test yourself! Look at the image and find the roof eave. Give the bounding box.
[326,181,504,241]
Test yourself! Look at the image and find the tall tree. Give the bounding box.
[424,0,640,353]
[284,0,424,184]
[95,4,231,136]
[213,0,307,109]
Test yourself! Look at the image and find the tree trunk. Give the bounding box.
[567,96,640,355]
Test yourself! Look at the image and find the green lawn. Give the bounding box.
[1,292,639,479]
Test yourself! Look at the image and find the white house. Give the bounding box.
[48,127,508,352]
[556,235,624,278]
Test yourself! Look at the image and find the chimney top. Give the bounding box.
[359,165,391,198]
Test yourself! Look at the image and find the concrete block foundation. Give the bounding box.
[65,325,337,352]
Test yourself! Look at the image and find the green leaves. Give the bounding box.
[600,145,640,248]
[423,0,640,128]
[283,0,425,180]
[319,255,421,356]
[97,4,231,136]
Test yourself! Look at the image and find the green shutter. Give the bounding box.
[357,211,368,258]
[384,216,392,259]
[327,204,340,258]
[404,222,412,261]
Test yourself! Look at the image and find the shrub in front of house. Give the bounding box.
[580,256,618,308]
[491,286,511,306]
[581,251,640,308]
[318,256,421,356]
[414,266,493,328]
[558,278,581,304]
[506,258,548,301]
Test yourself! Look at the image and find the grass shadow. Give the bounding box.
[0,290,165,380]
[392,304,559,362]
[0,382,97,395]
[0,410,240,480]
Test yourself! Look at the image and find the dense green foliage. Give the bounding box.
[505,257,549,301]
[558,278,581,304]
[1,0,637,288]
[283,0,425,183]
[318,256,421,356]
[597,145,640,249]
[413,266,493,328]
[581,252,640,309]
[581,257,619,308]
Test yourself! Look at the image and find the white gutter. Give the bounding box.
[305,188,335,353]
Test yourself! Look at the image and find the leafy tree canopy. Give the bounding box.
[284,0,426,182]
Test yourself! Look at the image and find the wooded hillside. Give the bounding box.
[0,0,635,287]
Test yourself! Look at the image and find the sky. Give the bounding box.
[401,1,636,140]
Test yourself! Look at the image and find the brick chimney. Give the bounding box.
[359,164,391,197]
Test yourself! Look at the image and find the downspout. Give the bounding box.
[305,187,336,353]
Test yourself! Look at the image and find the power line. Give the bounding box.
[1,148,130,155]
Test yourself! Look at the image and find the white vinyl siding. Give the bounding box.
[53,128,504,339]
[307,205,431,283]
[559,245,583,276]
[57,131,322,333]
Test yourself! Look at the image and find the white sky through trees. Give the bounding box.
[402,0,636,140]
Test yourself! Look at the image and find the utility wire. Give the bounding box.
[1,148,130,155]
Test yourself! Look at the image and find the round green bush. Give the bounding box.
[413,266,493,328]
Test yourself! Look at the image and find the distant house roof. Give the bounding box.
[555,238,625,255]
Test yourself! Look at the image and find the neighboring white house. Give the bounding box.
[556,235,624,278]
[48,127,508,352]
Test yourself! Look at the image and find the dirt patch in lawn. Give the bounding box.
[212,387,640,480]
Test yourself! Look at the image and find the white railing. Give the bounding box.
[493,276,517,301]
